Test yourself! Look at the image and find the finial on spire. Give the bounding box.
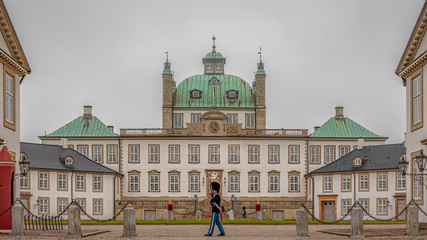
[258,47,262,62]
[212,34,216,53]
[256,47,265,74]
[163,51,172,74]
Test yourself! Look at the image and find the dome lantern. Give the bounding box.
[203,35,226,75]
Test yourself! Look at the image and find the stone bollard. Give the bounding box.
[196,210,201,220]
[10,201,24,236]
[407,202,419,236]
[123,204,137,237]
[262,210,266,220]
[169,211,174,220]
[256,211,261,220]
[351,202,364,239]
[228,210,234,220]
[296,206,309,237]
[164,210,169,220]
[67,203,81,238]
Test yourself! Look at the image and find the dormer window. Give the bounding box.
[353,157,362,167]
[215,63,222,73]
[209,77,220,85]
[190,90,202,99]
[65,156,74,166]
[227,90,238,99]
[206,63,213,73]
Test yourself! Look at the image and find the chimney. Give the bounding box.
[108,125,114,132]
[314,126,320,132]
[61,138,68,149]
[335,106,344,119]
[357,138,365,149]
[83,105,92,118]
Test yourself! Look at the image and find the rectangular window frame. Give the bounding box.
[339,145,351,158]
[191,113,201,124]
[93,198,103,215]
[245,114,255,129]
[20,173,30,190]
[208,145,220,164]
[227,113,238,124]
[38,197,50,215]
[248,145,260,164]
[411,69,423,131]
[248,171,260,192]
[396,172,406,190]
[173,113,183,128]
[148,144,160,163]
[148,173,160,192]
[288,173,300,193]
[92,145,103,163]
[268,173,280,192]
[376,198,388,216]
[168,173,180,192]
[3,69,15,130]
[359,174,369,192]
[57,198,68,215]
[57,172,68,191]
[128,174,140,192]
[75,174,86,192]
[341,174,351,192]
[77,145,89,157]
[228,145,240,164]
[377,173,388,191]
[128,144,140,163]
[188,145,200,164]
[228,172,240,192]
[93,175,103,192]
[107,144,118,163]
[38,172,49,190]
[323,175,333,193]
[268,145,280,164]
[341,199,352,216]
[324,146,335,164]
[168,145,180,163]
[288,145,300,164]
[189,172,200,192]
[310,146,321,164]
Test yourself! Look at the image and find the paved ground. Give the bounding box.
[1,224,427,239]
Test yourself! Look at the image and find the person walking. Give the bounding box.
[242,206,247,219]
[205,182,225,237]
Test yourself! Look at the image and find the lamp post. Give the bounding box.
[18,155,29,177]
[399,152,427,186]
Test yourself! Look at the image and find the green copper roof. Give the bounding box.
[205,52,224,58]
[174,74,255,108]
[46,116,117,137]
[310,117,383,138]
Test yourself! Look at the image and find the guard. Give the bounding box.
[205,182,225,236]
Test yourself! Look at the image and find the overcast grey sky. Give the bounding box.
[5,0,423,143]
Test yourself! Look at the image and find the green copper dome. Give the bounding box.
[205,52,224,58]
[174,74,255,108]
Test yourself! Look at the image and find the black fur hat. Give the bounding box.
[211,182,220,192]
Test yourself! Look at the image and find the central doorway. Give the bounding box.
[322,201,335,221]
[205,170,223,197]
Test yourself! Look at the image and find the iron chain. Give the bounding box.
[301,202,354,224]
[74,200,130,223]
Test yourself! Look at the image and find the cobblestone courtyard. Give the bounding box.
[2,224,427,239]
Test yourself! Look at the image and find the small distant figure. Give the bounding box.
[242,206,247,219]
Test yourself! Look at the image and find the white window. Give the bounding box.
[76,199,85,210]
[92,146,103,163]
[206,63,213,73]
[378,173,387,190]
[169,145,180,163]
[249,175,259,192]
[58,199,68,214]
[191,114,201,123]
[289,146,299,163]
[249,146,259,163]
[39,173,48,189]
[108,145,117,163]
[39,198,48,214]
[397,173,406,189]
[173,113,183,128]
[323,176,332,192]
[191,91,201,98]
[129,175,139,192]
[229,146,239,163]
[227,114,237,124]
[342,200,351,215]
[209,145,219,163]
[310,146,320,163]
[268,146,279,163]
[360,174,369,191]
[377,199,388,215]
[129,145,139,163]
[414,164,422,200]
[189,175,199,192]
[4,73,14,124]
[58,174,67,190]
[246,114,255,128]
[20,174,29,189]
[169,175,179,192]
[215,63,222,72]
[339,146,350,158]
[93,176,102,191]
[359,199,368,211]
[78,146,88,157]
[269,175,279,192]
[342,175,351,191]
[94,199,102,214]
[413,74,422,125]
[189,145,199,163]
[65,157,73,166]
[289,175,299,192]
[149,145,160,163]
[325,146,335,163]
[229,175,239,192]
[149,175,160,191]
[76,175,85,191]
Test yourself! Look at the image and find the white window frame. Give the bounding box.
[191,113,201,123]
[20,174,29,189]
[169,175,179,192]
[229,175,239,192]
[269,175,279,192]
[227,114,237,124]
[209,145,219,163]
[58,198,68,214]
[39,173,48,189]
[323,176,332,192]
[4,72,14,124]
[378,173,387,190]
[289,175,299,192]
[342,199,351,215]
[39,198,49,214]
[413,74,422,126]
[246,114,255,129]
[249,175,259,192]
[189,175,199,192]
[93,175,102,191]
[229,145,239,163]
[169,145,180,163]
[94,199,103,215]
[129,145,139,163]
[360,174,369,191]
[149,175,160,192]
[339,146,350,158]
[76,174,85,191]
[149,145,160,163]
[342,175,351,191]
[248,146,259,163]
[189,145,199,163]
[173,113,183,128]
[77,146,88,157]
[377,199,388,215]
[129,175,140,192]
[310,146,320,163]
[397,173,406,190]
[268,146,279,163]
[289,146,299,163]
[58,173,67,190]
[107,145,118,163]
[325,146,335,163]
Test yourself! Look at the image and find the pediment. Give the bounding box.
[201,110,227,120]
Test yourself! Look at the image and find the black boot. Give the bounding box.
[217,233,225,236]
[204,233,212,236]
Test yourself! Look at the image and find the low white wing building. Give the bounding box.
[20,142,122,219]
[308,143,406,221]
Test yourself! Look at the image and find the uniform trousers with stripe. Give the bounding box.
[208,212,225,235]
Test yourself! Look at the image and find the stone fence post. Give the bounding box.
[11,201,24,236]
[351,202,364,239]
[296,206,308,237]
[196,210,201,220]
[67,203,81,238]
[123,204,137,237]
[407,202,419,237]
[228,210,234,220]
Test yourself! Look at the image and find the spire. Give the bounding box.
[163,51,172,74]
[256,47,265,74]
[212,34,216,53]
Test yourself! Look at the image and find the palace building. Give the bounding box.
[39,38,387,220]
